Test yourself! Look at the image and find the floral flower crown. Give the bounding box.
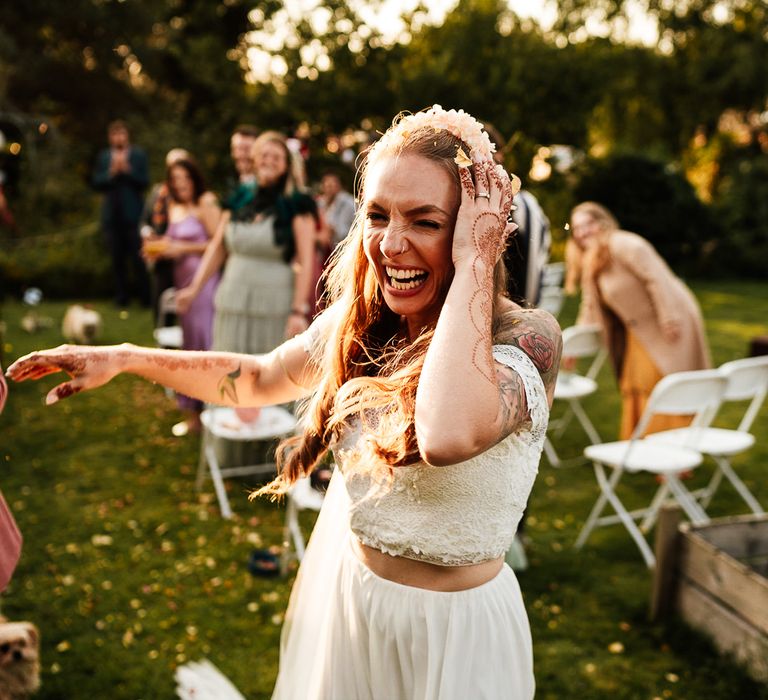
[376,105,497,167]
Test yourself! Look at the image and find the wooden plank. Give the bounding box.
[678,579,768,683]
[686,515,768,560]
[679,530,768,636]
[650,504,682,621]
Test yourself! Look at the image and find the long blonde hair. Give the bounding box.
[564,201,619,294]
[256,115,510,496]
[251,130,303,194]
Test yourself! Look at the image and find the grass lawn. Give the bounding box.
[1,279,766,699]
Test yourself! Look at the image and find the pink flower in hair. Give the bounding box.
[381,105,498,165]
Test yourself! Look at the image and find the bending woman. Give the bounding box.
[565,201,710,438]
[8,106,562,700]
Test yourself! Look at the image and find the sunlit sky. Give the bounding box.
[246,0,661,83]
[362,0,659,45]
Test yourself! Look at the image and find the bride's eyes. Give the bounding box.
[366,212,387,225]
[364,212,442,230]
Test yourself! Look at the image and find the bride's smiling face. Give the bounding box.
[362,154,459,334]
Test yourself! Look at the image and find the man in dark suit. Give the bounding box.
[92,120,150,307]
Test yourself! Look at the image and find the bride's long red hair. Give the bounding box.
[255,118,509,497]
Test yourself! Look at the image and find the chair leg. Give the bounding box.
[575,463,622,549]
[196,432,209,491]
[205,444,233,519]
[665,475,710,525]
[696,464,724,510]
[716,456,765,515]
[543,437,561,467]
[552,405,575,439]
[639,482,671,533]
[570,399,601,444]
[285,497,306,560]
[587,463,656,567]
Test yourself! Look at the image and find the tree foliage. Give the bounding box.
[0,0,765,277]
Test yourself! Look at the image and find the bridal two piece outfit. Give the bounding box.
[272,344,548,700]
[177,343,547,699]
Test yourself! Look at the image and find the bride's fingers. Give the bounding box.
[46,381,83,406]
[15,364,63,382]
[474,162,491,201]
[490,165,514,215]
[6,357,63,382]
[459,166,475,200]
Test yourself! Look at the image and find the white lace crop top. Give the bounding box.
[333,346,549,566]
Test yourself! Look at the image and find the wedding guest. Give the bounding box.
[143,158,221,434]
[91,120,150,307]
[566,201,710,438]
[9,106,561,700]
[140,148,191,323]
[224,124,259,215]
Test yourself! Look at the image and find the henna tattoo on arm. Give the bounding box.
[468,211,506,385]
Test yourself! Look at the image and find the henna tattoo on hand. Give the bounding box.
[54,384,82,401]
[471,211,506,273]
[459,167,475,199]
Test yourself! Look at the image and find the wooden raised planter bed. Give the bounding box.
[653,511,768,683]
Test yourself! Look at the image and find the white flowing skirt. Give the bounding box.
[272,472,535,700]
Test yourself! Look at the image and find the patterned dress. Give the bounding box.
[166,214,219,412]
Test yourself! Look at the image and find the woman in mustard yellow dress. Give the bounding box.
[565,202,710,439]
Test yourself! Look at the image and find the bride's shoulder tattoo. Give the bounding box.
[495,309,562,391]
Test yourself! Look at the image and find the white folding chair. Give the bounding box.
[537,287,565,317]
[646,355,768,515]
[197,406,297,519]
[543,325,607,467]
[537,262,566,317]
[541,262,565,289]
[575,369,727,568]
[283,476,325,564]
[153,287,183,350]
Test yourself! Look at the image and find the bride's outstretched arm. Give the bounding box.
[6,336,316,408]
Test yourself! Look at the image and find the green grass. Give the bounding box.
[1,283,766,699]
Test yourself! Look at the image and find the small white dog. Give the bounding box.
[0,618,40,699]
[61,305,102,344]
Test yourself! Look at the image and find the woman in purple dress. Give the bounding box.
[143,158,221,434]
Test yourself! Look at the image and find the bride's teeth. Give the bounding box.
[386,267,425,280]
[390,277,425,290]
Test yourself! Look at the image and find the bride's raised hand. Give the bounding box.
[6,344,127,405]
[452,159,520,271]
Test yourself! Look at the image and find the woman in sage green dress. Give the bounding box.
[178,131,317,353]
[176,131,317,461]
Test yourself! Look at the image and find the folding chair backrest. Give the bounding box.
[538,287,565,317]
[561,325,607,379]
[633,370,727,440]
[719,356,768,432]
[541,262,565,288]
